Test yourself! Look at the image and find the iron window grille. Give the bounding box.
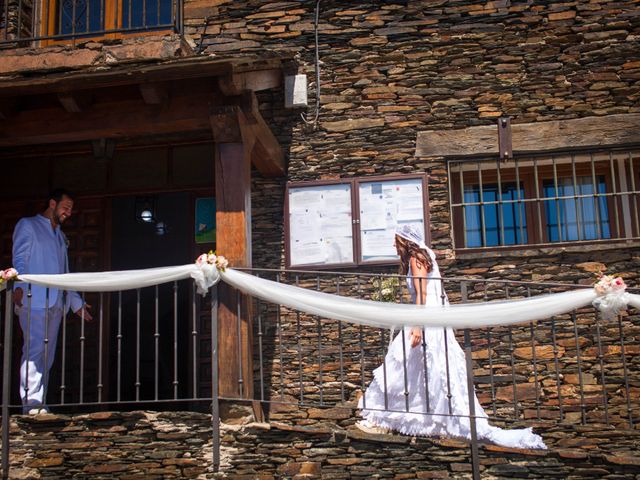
[1,0,182,45]
[448,148,640,250]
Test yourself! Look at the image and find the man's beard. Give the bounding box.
[54,211,67,225]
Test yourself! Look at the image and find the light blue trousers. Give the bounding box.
[17,305,62,413]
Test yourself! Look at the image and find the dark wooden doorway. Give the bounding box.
[109,192,192,402]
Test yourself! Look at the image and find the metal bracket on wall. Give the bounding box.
[498,116,512,162]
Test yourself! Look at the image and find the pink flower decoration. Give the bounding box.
[215,255,229,271]
[194,252,228,271]
[594,274,627,295]
[1,268,18,283]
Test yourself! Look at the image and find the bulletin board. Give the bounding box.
[358,177,426,263]
[286,182,355,267]
[285,174,429,268]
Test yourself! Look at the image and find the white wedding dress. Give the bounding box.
[358,251,546,449]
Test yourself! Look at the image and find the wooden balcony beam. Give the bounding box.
[0,98,18,120]
[0,91,218,146]
[57,91,93,113]
[139,83,169,105]
[0,56,285,97]
[218,69,282,96]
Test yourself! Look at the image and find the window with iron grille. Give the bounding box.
[448,149,640,250]
[51,0,174,37]
[1,0,179,44]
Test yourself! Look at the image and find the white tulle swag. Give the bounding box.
[191,262,221,295]
[0,262,636,329]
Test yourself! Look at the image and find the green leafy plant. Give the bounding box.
[371,276,400,302]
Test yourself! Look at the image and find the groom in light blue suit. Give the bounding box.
[12,189,92,414]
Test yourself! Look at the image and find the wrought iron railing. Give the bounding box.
[1,0,182,46]
[1,269,639,479]
[245,268,638,430]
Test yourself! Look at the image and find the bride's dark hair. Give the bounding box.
[395,235,432,276]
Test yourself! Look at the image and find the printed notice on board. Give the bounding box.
[358,178,425,262]
[288,184,354,266]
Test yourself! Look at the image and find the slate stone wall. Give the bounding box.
[3,412,640,479]
[230,0,640,274]
[238,0,640,445]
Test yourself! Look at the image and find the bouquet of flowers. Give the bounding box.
[196,251,228,271]
[594,274,627,296]
[593,273,628,320]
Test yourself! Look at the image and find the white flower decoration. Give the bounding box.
[191,251,227,295]
[593,274,629,320]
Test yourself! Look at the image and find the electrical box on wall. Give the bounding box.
[285,74,308,108]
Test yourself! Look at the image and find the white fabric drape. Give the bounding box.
[17,265,197,292]
[220,269,633,328]
[1,265,635,329]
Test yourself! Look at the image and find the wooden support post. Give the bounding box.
[213,133,256,409]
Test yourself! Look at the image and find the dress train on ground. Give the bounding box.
[358,326,546,449]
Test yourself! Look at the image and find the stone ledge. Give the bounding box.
[416,113,640,158]
[0,34,192,76]
[455,239,640,261]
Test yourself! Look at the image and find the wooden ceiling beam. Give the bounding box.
[139,83,169,105]
[0,57,285,98]
[218,69,282,96]
[57,91,93,113]
[0,98,18,120]
[0,91,218,147]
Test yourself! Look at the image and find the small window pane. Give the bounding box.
[543,176,610,242]
[58,0,103,35]
[463,183,527,247]
[122,0,172,28]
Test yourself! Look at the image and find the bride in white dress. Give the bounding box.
[357,224,546,450]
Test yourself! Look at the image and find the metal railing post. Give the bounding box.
[211,284,220,472]
[461,282,480,480]
[464,328,481,480]
[177,0,184,35]
[2,283,15,479]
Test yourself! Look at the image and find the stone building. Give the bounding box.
[1,0,639,478]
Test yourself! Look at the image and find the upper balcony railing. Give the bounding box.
[1,0,183,47]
